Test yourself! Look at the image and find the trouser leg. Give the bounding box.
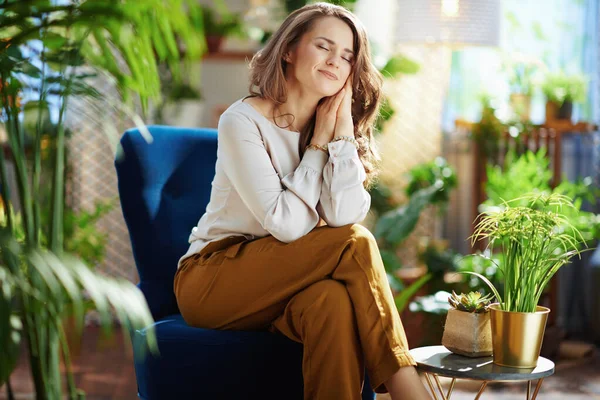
[175,224,416,393]
[271,280,363,400]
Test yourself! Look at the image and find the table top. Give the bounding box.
[409,346,555,381]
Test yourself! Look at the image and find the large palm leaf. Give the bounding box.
[0,0,206,398]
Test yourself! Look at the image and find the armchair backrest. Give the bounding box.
[115,125,218,320]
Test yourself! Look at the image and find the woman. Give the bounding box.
[174,3,431,399]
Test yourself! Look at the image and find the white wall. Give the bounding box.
[196,58,253,127]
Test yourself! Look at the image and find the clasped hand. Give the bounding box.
[311,77,354,147]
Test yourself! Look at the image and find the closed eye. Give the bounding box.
[318,44,352,63]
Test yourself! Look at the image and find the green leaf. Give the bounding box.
[459,271,502,307]
[0,269,21,387]
[395,273,432,314]
[375,96,395,133]
[16,60,43,78]
[379,54,420,78]
[42,32,68,51]
[380,249,403,273]
[387,273,404,292]
[376,185,438,246]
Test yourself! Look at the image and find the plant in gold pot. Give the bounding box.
[442,291,493,357]
[466,192,588,368]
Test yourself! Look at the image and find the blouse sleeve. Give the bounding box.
[218,111,328,242]
[317,140,371,227]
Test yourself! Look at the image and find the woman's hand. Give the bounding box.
[334,77,354,138]
[311,87,346,147]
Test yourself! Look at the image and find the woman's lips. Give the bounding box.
[319,70,338,80]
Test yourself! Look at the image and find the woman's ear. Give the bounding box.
[283,52,292,63]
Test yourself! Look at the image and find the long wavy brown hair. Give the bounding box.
[248,2,382,188]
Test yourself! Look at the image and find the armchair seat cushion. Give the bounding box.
[133,314,304,400]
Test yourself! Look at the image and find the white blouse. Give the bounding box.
[178,98,371,268]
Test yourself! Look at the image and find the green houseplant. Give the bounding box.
[471,98,504,163]
[541,71,587,121]
[502,53,546,121]
[368,158,456,348]
[483,149,600,248]
[466,192,589,367]
[442,291,493,357]
[372,157,457,311]
[201,4,243,53]
[0,0,205,398]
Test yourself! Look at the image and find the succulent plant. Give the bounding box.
[448,291,493,313]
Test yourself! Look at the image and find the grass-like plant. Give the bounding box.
[466,192,588,313]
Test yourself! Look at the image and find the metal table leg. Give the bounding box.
[446,378,456,399]
[433,374,456,400]
[423,373,456,400]
[421,375,544,400]
[474,381,488,400]
[424,373,440,400]
[530,378,544,400]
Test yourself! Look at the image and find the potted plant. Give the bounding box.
[471,97,504,164]
[0,1,204,398]
[503,54,546,121]
[371,158,457,347]
[201,5,243,53]
[541,71,587,121]
[442,291,493,357]
[373,157,457,300]
[466,192,588,368]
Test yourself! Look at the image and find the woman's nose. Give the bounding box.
[326,56,340,68]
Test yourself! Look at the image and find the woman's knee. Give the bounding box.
[349,223,376,242]
[330,223,377,245]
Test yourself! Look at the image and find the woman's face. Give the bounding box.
[286,16,355,97]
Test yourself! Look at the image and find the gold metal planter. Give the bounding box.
[489,304,550,368]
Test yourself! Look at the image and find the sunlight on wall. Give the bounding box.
[378,44,452,199]
[357,0,499,266]
[375,44,452,266]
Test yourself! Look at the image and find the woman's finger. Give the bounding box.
[331,88,345,114]
[339,83,352,114]
[346,74,353,90]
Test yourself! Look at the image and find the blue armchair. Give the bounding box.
[115,126,376,399]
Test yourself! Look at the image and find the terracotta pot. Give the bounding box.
[545,101,573,121]
[442,308,492,357]
[206,35,224,53]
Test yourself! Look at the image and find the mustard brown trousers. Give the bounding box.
[174,224,416,399]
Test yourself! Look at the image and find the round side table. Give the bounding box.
[409,346,555,400]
